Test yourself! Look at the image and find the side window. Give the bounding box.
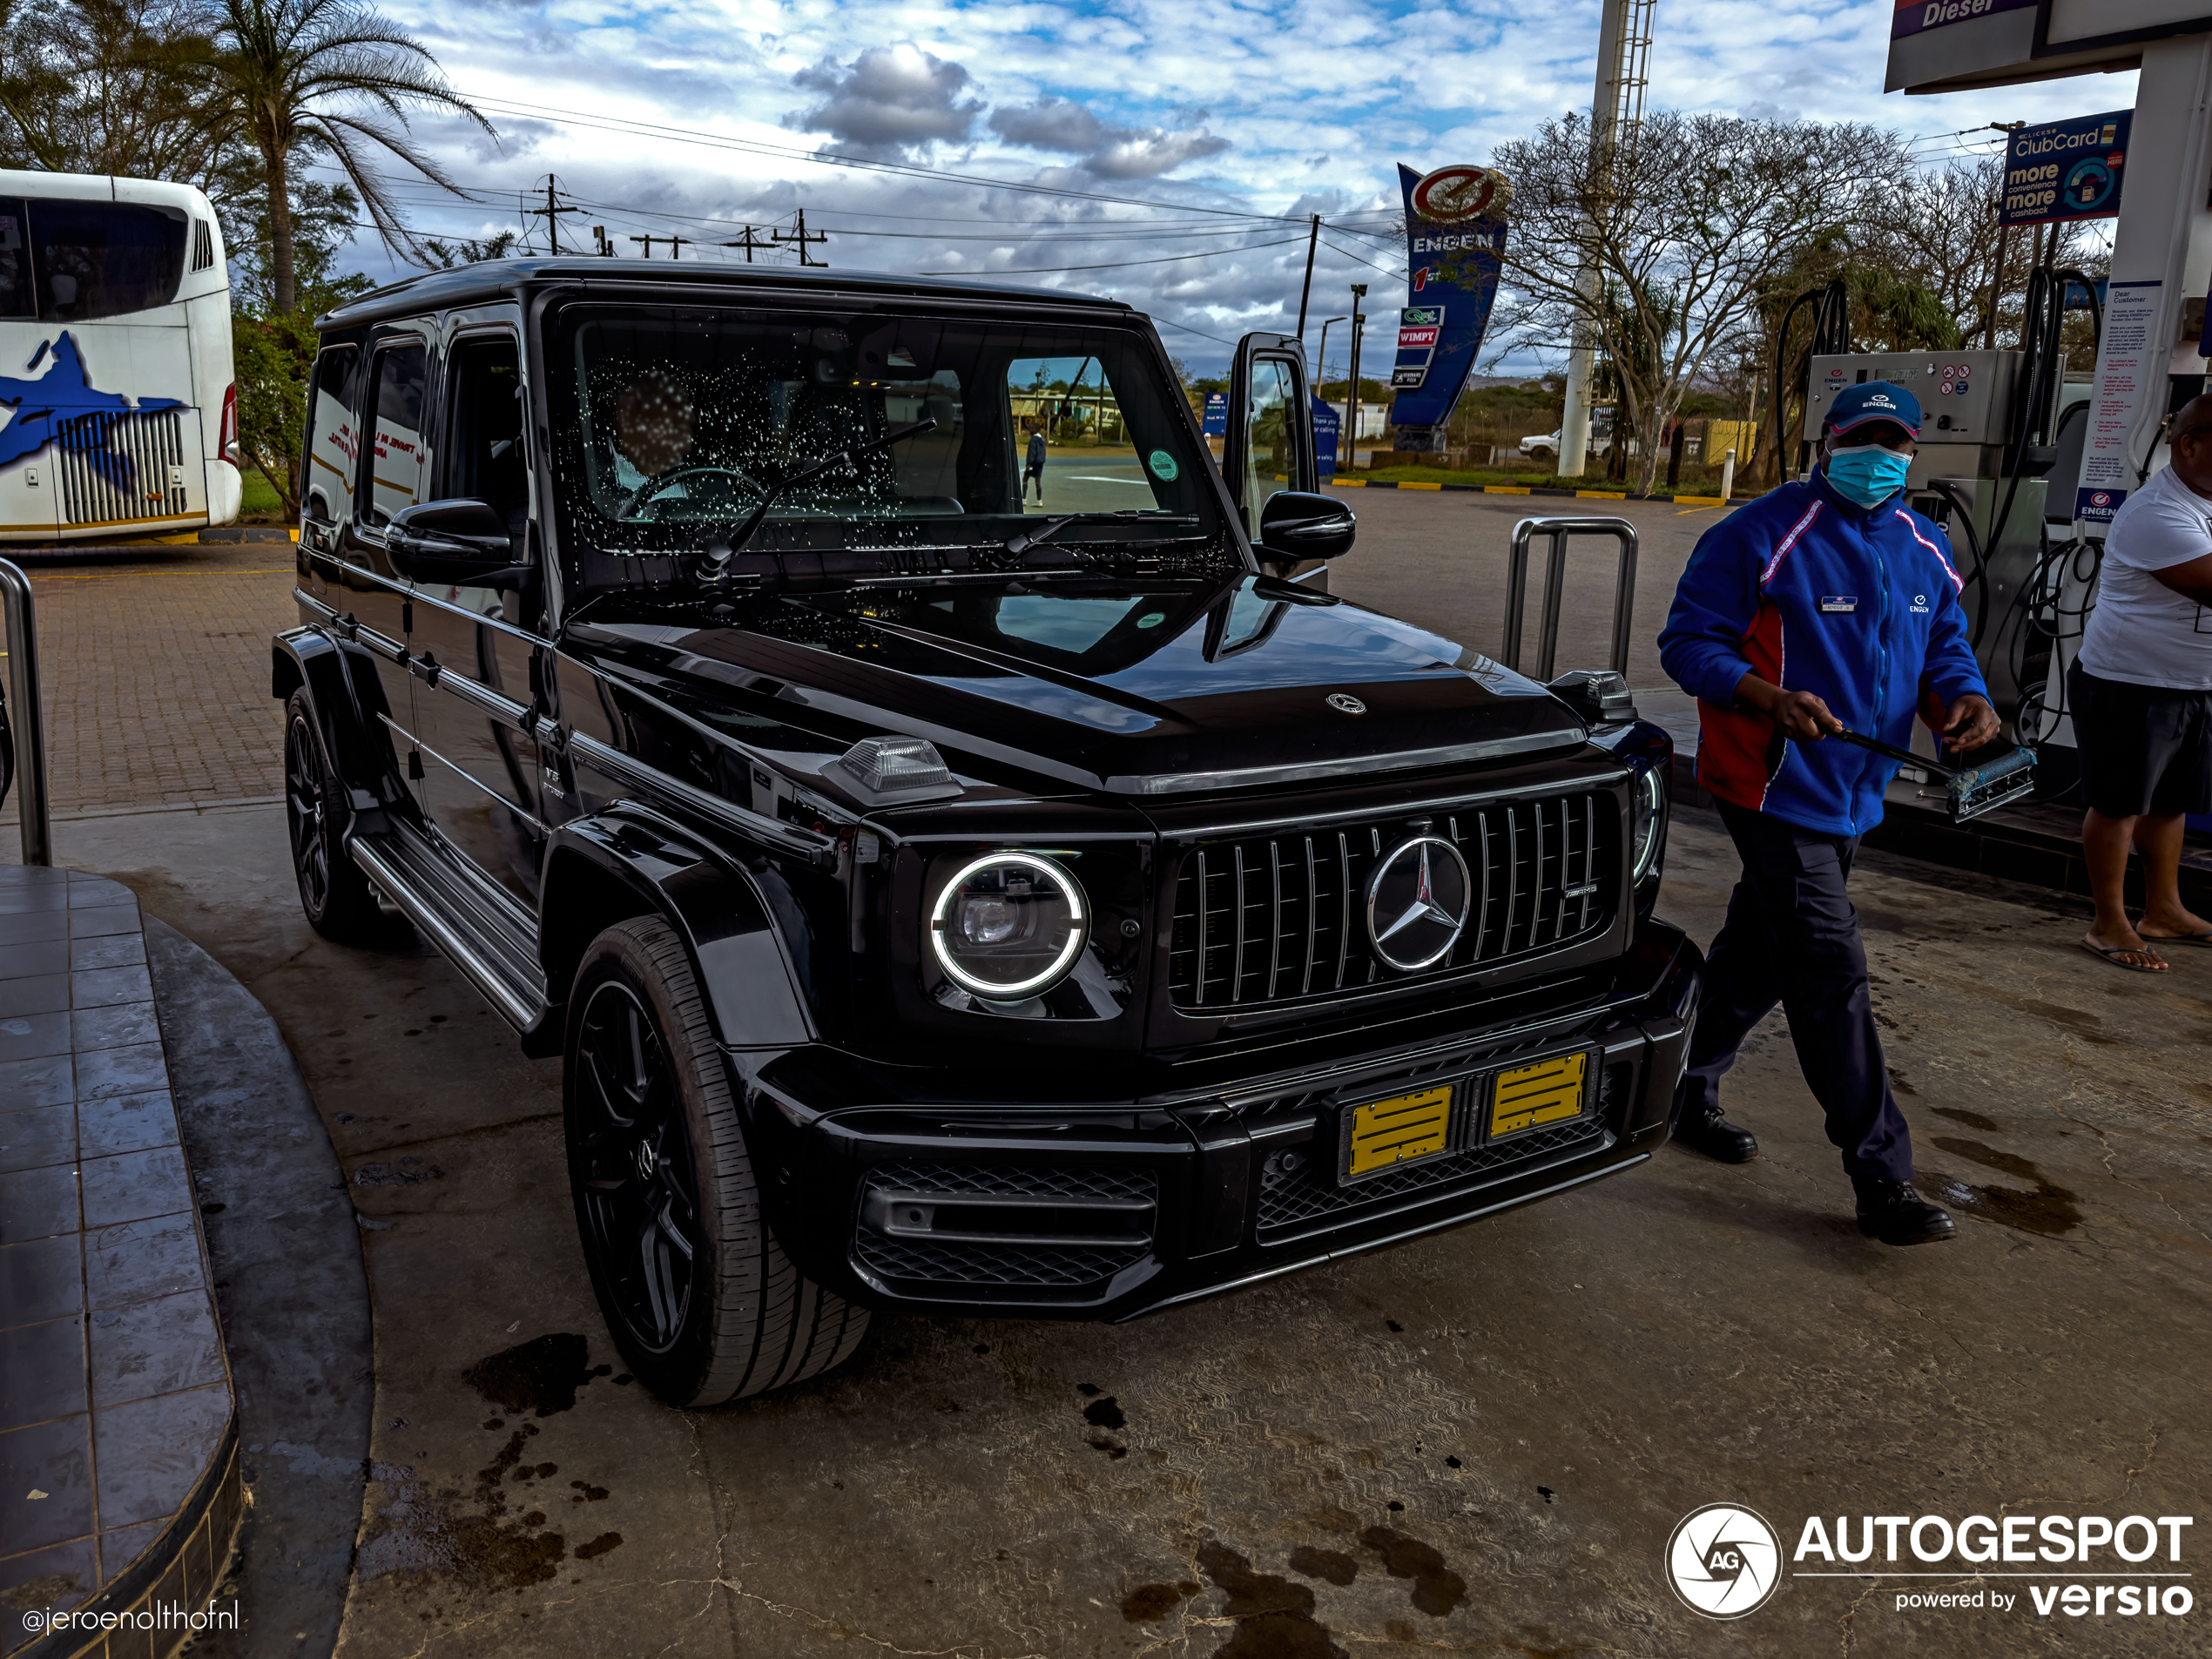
[1242,358,1299,538]
[363,341,429,529]
[301,346,357,525]
[24,199,187,320]
[0,199,31,320]
[442,335,527,548]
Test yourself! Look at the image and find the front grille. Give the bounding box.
[852,1161,1157,1292]
[1257,1113,1610,1238]
[55,408,191,527]
[1167,792,1615,1010]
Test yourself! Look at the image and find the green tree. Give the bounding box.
[230,306,314,513]
[194,0,491,312]
[0,0,220,178]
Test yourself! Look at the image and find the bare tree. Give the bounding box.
[1479,111,1912,497]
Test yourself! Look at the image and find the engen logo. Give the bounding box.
[1667,1505,1783,1619]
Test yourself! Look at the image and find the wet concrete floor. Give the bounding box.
[30,792,2210,1658]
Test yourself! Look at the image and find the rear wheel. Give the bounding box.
[563,915,868,1405]
[283,690,384,942]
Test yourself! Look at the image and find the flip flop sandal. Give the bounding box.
[2080,941,2168,973]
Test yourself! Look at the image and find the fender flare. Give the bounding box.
[537,806,817,1057]
[270,626,403,820]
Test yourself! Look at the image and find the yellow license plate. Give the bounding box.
[1341,1085,1454,1179]
[1489,1052,1590,1138]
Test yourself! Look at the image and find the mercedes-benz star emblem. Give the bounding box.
[1364,835,1472,971]
[1325,692,1366,715]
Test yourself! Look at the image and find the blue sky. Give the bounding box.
[341,1,2137,374]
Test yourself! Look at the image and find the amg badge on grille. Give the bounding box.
[1325,692,1366,715]
[1364,836,1472,971]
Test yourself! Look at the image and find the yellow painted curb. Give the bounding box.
[1330,478,1368,487]
[1671,496,1728,508]
[1575,489,1628,500]
[1397,481,1444,490]
[1485,486,1531,495]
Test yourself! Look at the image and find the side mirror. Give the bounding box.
[388,498,527,586]
[1257,490,1355,564]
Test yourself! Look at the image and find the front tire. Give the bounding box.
[563,916,868,1405]
[283,690,384,942]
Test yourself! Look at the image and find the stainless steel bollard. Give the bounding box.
[0,558,51,866]
[1502,516,1640,681]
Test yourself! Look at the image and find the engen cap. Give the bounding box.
[1824,381,1922,438]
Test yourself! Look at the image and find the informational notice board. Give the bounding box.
[2075,279,2160,524]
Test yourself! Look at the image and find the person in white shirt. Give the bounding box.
[2070,395,2212,970]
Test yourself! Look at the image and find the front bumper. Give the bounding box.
[738,915,1704,1321]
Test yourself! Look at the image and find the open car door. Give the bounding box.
[1224,332,1351,586]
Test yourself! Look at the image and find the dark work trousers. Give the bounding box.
[1681,798,1914,1183]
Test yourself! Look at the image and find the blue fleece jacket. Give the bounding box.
[1657,469,1989,837]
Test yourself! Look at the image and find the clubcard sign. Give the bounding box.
[1393,164,1508,443]
[2000,111,2130,227]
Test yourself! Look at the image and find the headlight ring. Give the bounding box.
[1630,764,1668,884]
[928,852,1089,1000]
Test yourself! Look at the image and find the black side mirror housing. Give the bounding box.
[1256,491,1356,567]
[388,498,528,587]
[1548,669,1637,726]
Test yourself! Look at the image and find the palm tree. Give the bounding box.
[198,0,492,312]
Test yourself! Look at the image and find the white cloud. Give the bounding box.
[789,44,984,158]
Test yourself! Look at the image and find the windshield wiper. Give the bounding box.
[995,509,1201,561]
[698,417,937,575]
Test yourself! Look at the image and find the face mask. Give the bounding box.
[1824,444,1912,507]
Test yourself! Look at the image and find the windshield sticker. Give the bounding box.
[1147,449,1177,482]
[1136,611,1166,629]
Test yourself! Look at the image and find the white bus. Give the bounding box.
[0,170,239,542]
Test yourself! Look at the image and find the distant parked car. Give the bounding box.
[1520,420,1629,460]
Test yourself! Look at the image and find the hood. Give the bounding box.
[602,577,1586,797]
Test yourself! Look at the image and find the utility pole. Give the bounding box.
[1560,0,1655,478]
[773,209,828,266]
[1295,214,1321,342]
[718,226,771,263]
[527,174,583,255]
[666,234,690,260]
[1345,284,1368,469]
[630,234,662,258]
[591,225,612,256]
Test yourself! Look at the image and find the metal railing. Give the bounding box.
[0,557,51,865]
[1503,516,1640,681]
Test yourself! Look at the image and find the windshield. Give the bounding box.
[552,305,1220,570]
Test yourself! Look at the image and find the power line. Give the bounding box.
[460,92,1310,225]
[917,234,1305,277]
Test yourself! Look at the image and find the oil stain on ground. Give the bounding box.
[1195,1541,1351,1659]
[1358,1527,1468,1617]
[463,1333,610,1417]
[1926,1136,2082,1236]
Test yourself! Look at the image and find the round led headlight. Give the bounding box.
[1631,765,1668,883]
[928,853,1089,1000]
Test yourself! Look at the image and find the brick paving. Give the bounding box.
[2,546,299,823]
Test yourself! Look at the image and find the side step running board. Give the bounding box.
[350,826,549,1031]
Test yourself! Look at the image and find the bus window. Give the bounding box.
[442,335,526,548]
[0,200,30,319]
[365,341,428,529]
[302,347,358,528]
[26,199,187,321]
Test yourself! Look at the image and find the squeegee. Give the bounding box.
[1827,727,2038,825]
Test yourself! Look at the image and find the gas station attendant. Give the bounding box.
[1656,381,2001,1247]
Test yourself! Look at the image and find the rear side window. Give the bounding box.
[0,201,30,319]
[2,198,190,321]
[302,347,358,524]
[364,341,429,528]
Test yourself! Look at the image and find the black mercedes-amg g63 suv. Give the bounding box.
[273,259,1701,1406]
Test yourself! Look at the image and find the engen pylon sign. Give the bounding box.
[1391,163,1509,448]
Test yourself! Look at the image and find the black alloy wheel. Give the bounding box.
[571,978,702,1355]
[563,916,869,1405]
[283,689,383,941]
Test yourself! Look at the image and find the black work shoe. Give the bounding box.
[1675,1105,1758,1163]
[1854,1180,1957,1246]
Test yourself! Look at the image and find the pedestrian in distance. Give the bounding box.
[2067,392,2212,972]
[1657,381,2001,1246]
[1024,422,1047,503]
